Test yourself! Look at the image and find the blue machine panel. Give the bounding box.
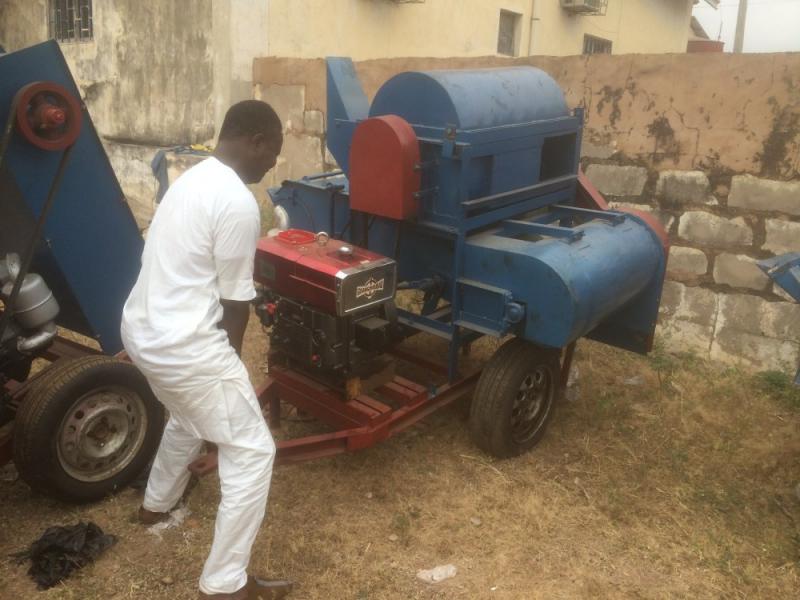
[0,41,143,353]
[758,253,800,304]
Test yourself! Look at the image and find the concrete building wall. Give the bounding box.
[0,0,217,144]
[0,0,48,50]
[533,0,694,55]
[265,0,532,59]
[265,0,693,59]
[211,0,269,138]
[252,51,800,373]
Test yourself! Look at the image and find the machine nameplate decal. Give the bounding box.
[337,260,397,315]
[356,277,384,300]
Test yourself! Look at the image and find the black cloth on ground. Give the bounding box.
[12,521,117,589]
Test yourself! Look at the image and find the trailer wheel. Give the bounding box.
[12,356,164,503]
[469,338,560,458]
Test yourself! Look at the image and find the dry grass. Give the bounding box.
[2,319,799,599]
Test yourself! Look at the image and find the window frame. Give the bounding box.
[49,0,94,44]
[497,9,523,57]
[583,34,612,55]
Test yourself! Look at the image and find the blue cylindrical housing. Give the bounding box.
[463,215,664,348]
[369,67,569,129]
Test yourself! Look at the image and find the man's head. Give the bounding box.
[216,100,283,184]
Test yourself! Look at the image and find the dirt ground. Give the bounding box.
[1,317,799,599]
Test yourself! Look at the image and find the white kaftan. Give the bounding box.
[121,157,275,595]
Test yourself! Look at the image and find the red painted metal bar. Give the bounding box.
[379,380,425,406]
[271,367,367,429]
[387,346,449,376]
[387,372,479,435]
[42,335,103,361]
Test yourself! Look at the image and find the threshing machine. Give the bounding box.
[190,58,669,474]
[0,42,164,502]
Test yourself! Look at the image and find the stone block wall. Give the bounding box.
[586,164,800,371]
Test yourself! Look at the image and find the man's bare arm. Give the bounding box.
[219,299,250,357]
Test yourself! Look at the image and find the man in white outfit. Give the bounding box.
[121,101,291,600]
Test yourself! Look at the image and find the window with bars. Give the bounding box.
[583,34,612,55]
[49,0,93,43]
[497,10,522,57]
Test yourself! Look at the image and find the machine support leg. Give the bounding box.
[269,395,282,428]
[256,377,281,428]
[559,341,577,397]
[447,326,462,383]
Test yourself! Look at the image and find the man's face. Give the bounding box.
[242,133,282,184]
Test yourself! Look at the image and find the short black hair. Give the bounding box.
[218,100,283,142]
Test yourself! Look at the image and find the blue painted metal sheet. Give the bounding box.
[326,58,369,175]
[758,253,800,303]
[0,41,143,353]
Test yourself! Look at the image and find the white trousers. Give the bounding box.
[142,364,276,595]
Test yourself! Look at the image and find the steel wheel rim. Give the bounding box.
[510,366,553,444]
[56,386,147,482]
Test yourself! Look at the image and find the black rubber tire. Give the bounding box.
[12,356,164,503]
[469,338,560,458]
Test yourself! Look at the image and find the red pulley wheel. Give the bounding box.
[14,81,83,151]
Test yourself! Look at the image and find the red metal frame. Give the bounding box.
[2,330,478,475]
[188,355,480,475]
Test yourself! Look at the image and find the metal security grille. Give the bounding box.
[583,34,612,55]
[49,0,93,43]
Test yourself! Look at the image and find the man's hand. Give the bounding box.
[219,299,250,357]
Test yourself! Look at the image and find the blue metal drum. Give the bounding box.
[370,68,570,129]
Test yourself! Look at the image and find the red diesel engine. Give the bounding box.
[254,229,399,383]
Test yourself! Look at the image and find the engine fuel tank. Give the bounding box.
[255,230,396,316]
